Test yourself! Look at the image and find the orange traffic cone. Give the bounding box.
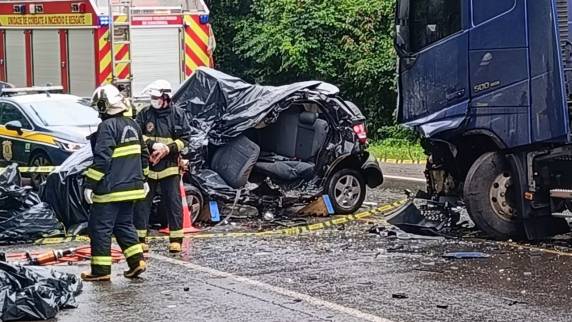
[160,180,200,235]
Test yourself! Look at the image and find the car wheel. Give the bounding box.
[29,151,52,189]
[184,185,203,224]
[464,152,526,240]
[327,169,366,214]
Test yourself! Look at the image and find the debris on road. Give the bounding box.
[0,164,64,245]
[368,224,445,241]
[0,261,82,321]
[392,293,408,299]
[442,252,490,259]
[437,304,449,309]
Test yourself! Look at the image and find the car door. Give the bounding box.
[0,102,33,165]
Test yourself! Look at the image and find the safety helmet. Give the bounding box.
[91,84,128,115]
[146,80,172,99]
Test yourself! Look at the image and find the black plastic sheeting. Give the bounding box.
[172,67,322,157]
[40,145,92,235]
[0,165,64,245]
[0,262,82,321]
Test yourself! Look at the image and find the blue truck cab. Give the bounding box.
[395,0,572,239]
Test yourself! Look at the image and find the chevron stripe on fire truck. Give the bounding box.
[183,15,211,77]
[96,27,112,85]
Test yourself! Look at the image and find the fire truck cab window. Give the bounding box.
[0,103,32,129]
[397,0,462,53]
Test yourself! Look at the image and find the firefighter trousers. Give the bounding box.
[89,201,143,276]
[134,175,184,243]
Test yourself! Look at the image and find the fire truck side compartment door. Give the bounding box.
[131,27,181,95]
[32,30,61,87]
[68,30,96,97]
[5,30,26,87]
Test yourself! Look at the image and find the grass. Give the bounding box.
[368,138,426,163]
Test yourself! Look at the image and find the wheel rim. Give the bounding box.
[489,172,515,221]
[31,155,50,186]
[334,174,361,209]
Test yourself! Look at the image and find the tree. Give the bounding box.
[206,0,398,139]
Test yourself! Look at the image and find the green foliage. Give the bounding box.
[369,140,425,162]
[206,0,398,140]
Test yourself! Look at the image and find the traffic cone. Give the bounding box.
[160,180,200,235]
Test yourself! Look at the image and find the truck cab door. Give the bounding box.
[396,0,469,133]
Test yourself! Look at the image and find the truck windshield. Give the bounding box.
[396,0,461,54]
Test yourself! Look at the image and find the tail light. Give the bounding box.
[352,123,368,144]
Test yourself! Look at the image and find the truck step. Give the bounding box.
[553,212,572,219]
[550,189,572,199]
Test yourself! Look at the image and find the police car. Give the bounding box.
[0,86,100,185]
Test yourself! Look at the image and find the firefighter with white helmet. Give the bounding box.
[134,80,191,253]
[82,84,149,281]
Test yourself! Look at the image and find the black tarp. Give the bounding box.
[0,262,82,321]
[0,165,64,245]
[41,145,92,234]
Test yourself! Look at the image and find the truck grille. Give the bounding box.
[557,0,569,63]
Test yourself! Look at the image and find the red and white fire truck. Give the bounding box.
[0,0,214,97]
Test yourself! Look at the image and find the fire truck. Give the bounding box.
[0,0,214,97]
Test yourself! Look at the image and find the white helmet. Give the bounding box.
[146,80,172,99]
[91,84,128,115]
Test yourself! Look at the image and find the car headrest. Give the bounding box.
[299,112,318,125]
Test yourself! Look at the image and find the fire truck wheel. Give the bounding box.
[464,152,526,240]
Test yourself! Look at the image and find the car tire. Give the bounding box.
[327,168,366,214]
[184,185,203,224]
[464,152,526,240]
[29,151,52,189]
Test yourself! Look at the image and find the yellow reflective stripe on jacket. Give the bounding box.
[143,167,149,176]
[123,244,143,258]
[91,256,112,266]
[148,167,179,180]
[137,230,147,238]
[170,229,184,238]
[112,144,141,158]
[174,139,184,151]
[154,137,175,145]
[86,168,105,181]
[92,189,146,203]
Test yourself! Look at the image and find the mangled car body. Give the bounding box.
[173,68,383,221]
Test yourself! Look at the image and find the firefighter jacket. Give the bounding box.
[85,114,150,203]
[136,104,190,180]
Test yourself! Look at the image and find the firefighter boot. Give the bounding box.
[81,271,111,282]
[169,242,182,253]
[124,260,147,279]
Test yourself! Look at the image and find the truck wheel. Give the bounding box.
[327,169,366,214]
[464,152,525,240]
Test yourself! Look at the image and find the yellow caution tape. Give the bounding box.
[0,166,59,173]
[34,199,408,245]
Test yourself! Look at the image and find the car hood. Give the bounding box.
[47,125,98,143]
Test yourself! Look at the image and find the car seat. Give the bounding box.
[254,109,329,182]
[210,135,261,189]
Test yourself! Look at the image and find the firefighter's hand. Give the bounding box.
[143,182,150,197]
[179,159,189,171]
[151,143,170,164]
[84,189,94,204]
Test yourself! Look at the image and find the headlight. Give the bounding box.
[54,139,84,152]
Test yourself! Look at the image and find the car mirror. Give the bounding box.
[5,120,23,135]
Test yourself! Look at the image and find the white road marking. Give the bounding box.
[151,254,395,322]
[384,175,426,183]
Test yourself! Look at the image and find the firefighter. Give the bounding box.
[82,84,150,282]
[134,80,190,253]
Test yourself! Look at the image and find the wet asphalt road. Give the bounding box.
[5,163,572,322]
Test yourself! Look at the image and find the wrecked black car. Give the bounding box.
[173,68,383,222]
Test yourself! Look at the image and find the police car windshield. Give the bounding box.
[27,100,100,127]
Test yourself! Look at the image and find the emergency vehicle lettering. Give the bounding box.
[0,14,93,27]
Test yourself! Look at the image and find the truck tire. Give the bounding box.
[464,152,526,240]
